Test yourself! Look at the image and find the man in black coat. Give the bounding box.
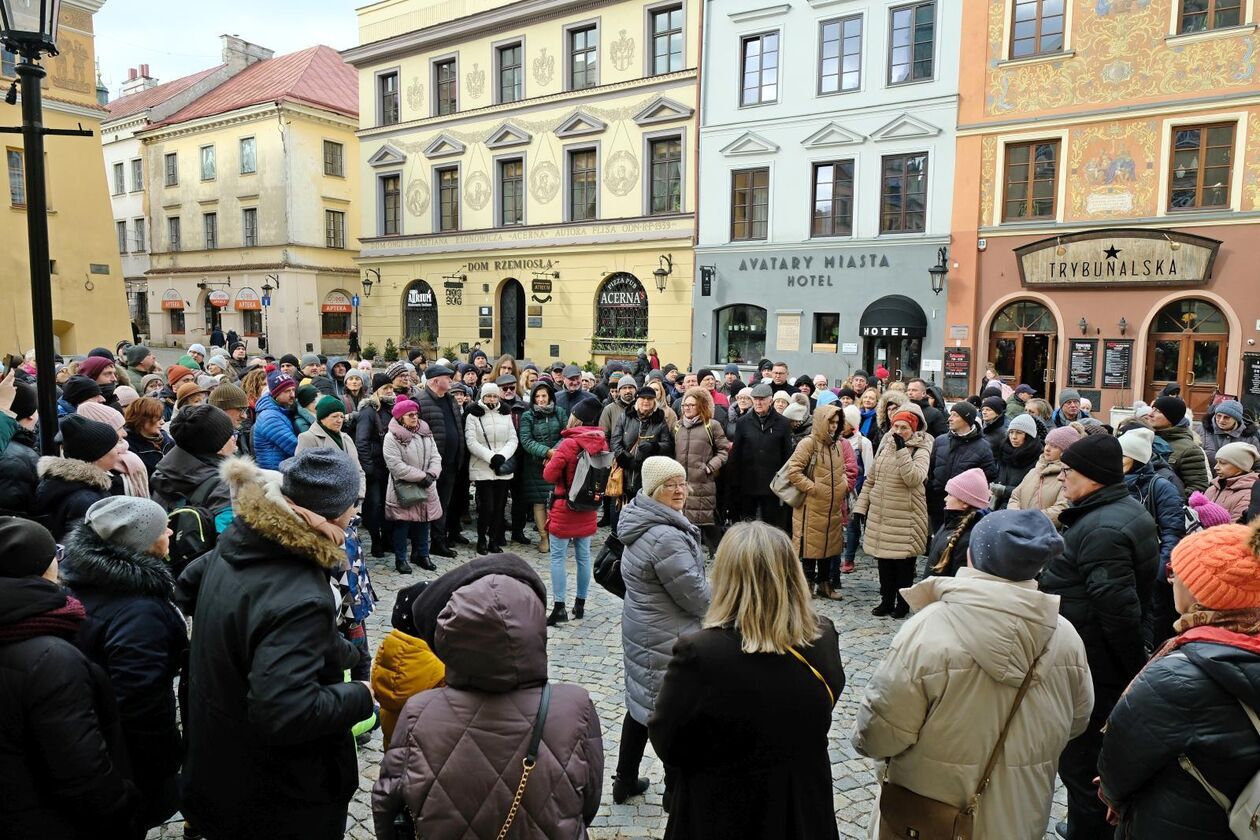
[555,363,587,415]
[612,387,675,508]
[355,376,395,557]
[729,383,793,531]
[0,381,40,516]
[415,365,466,556]
[906,378,948,438]
[180,453,374,840]
[1040,434,1159,840]
[927,401,997,532]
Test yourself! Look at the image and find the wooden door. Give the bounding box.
[1147,335,1226,416]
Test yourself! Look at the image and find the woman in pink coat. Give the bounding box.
[383,398,442,574]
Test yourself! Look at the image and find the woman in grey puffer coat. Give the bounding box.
[614,456,711,807]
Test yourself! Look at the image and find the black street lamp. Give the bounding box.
[928,247,949,296]
[1,0,93,454]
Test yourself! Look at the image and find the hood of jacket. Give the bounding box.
[810,403,841,444]
[1183,640,1260,709]
[218,457,344,571]
[0,577,72,628]
[617,491,699,548]
[60,522,174,599]
[388,416,433,444]
[37,455,113,492]
[876,390,909,427]
[150,445,221,500]
[528,381,558,411]
[904,567,1062,687]
[561,425,607,453]
[433,574,547,693]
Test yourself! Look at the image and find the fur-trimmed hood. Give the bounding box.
[876,390,909,428]
[37,455,113,491]
[218,457,345,571]
[61,523,174,599]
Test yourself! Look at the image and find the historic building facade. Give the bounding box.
[344,0,698,366]
[692,0,960,385]
[1,0,131,355]
[949,0,1260,419]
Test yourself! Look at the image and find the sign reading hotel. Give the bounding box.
[1016,229,1221,289]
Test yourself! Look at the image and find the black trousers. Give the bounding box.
[432,464,457,549]
[1058,682,1121,840]
[876,557,915,610]
[447,461,471,540]
[508,471,528,537]
[740,493,788,532]
[475,480,509,545]
[362,472,392,546]
[616,711,675,792]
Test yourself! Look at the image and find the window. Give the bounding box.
[820,16,862,93]
[650,5,684,75]
[241,309,263,336]
[133,218,145,252]
[325,209,346,248]
[649,136,682,215]
[167,216,181,252]
[203,212,217,249]
[497,42,523,103]
[811,160,855,237]
[322,310,351,338]
[569,149,597,221]
[731,168,769,241]
[7,149,24,206]
[239,137,256,174]
[200,145,216,181]
[434,59,457,115]
[130,158,143,191]
[740,32,779,106]
[378,71,400,125]
[1003,140,1059,220]
[1010,0,1065,58]
[112,162,125,195]
[595,273,649,344]
[1179,0,1242,33]
[889,2,935,84]
[499,159,524,226]
[381,174,401,235]
[569,25,598,90]
[715,304,767,364]
[164,152,178,186]
[242,208,258,246]
[1169,122,1235,210]
[116,220,128,255]
[437,167,460,231]
[1,49,13,77]
[169,309,186,335]
[880,152,928,233]
[814,312,841,349]
[323,140,344,177]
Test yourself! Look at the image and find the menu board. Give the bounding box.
[943,347,971,399]
[1243,353,1260,422]
[1069,340,1097,388]
[1102,339,1134,388]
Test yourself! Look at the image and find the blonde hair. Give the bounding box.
[704,522,822,654]
[682,386,712,423]
[241,368,268,404]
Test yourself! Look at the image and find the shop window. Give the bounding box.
[1003,140,1059,221]
[169,309,186,335]
[819,15,862,94]
[811,160,854,237]
[888,2,935,84]
[241,309,263,336]
[740,31,779,106]
[1178,0,1242,34]
[1168,122,1234,211]
[716,304,767,364]
[880,152,928,233]
[731,167,769,241]
[321,312,351,337]
[992,299,1055,333]
[813,312,840,352]
[1010,0,1065,59]
[595,273,649,350]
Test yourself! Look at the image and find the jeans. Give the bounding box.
[549,535,592,604]
[843,515,862,560]
[391,521,430,565]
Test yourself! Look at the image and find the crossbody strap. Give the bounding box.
[495,682,552,840]
[788,646,834,706]
[1178,698,1260,813]
[969,650,1047,811]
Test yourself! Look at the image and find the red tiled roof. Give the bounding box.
[156,46,358,127]
[105,65,226,121]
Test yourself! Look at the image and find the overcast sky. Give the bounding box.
[94,0,359,98]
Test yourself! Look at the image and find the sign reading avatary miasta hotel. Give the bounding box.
[1015,229,1221,289]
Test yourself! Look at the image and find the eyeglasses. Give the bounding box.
[55,544,64,563]
[662,481,687,492]
[1060,465,1074,476]
[502,385,516,392]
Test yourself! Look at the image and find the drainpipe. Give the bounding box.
[692,0,706,250]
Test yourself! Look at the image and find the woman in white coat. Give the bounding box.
[852,509,1094,840]
[464,382,518,555]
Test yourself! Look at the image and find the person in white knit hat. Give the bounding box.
[1203,441,1259,523]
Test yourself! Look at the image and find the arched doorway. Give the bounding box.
[499,278,525,358]
[1145,298,1228,417]
[860,295,926,382]
[988,299,1058,402]
[594,272,649,354]
[203,290,224,336]
[402,280,439,344]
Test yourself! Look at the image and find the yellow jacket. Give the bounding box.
[371,629,445,744]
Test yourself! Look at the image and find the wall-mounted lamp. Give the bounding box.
[1078,317,1089,335]
[1055,236,1066,256]
[653,254,674,292]
[442,272,468,284]
[362,268,380,298]
[1118,316,1128,336]
[928,247,948,295]
[262,273,280,292]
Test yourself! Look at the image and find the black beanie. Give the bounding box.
[950,400,978,426]
[391,581,429,635]
[11,381,36,420]
[982,396,1007,416]
[1152,395,1188,426]
[60,414,119,462]
[371,372,391,392]
[171,405,234,456]
[87,347,115,362]
[279,353,301,369]
[1060,433,1124,487]
[0,516,58,577]
[62,375,102,406]
[570,395,602,427]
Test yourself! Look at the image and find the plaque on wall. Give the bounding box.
[943,347,971,400]
[1242,353,1260,422]
[1068,340,1097,388]
[775,311,802,353]
[1102,340,1134,389]
[550,344,560,358]
[1077,389,1102,409]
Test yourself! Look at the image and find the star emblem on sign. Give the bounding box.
[1103,245,1122,259]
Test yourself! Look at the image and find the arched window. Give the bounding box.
[402,280,439,343]
[991,300,1055,333]
[987,299,1058,401]
[594,272,648,351]
[1146,297,1229,415]
[715,305,767,364]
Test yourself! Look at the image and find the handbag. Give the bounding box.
[593,533,627,599]
[394,479,429,508]
[877,649,1046,840]
[606,437,640,499]
[771,450,816,509]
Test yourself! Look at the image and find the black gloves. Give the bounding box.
[893,434,906,450]
[851,512,864,527]
[616,451,634,469]
[418,475,434,488]
[466,403,485,417]
[490,454,506,471]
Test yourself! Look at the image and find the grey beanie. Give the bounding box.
[280,447,361,520]
[968,509,1064,582]
[301,353,321,368]
[1008,413,1038,437]
[85,496,169,555]
[1058,388,1082,407]
[1215,400,1245,424]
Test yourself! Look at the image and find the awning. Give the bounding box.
[860,295,927,338]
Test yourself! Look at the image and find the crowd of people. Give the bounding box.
[1,337,1259,840]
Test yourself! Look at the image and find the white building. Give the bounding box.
[694,0,960,386]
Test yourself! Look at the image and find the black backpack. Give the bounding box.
[567,448,615,512]
[168,476,221,577]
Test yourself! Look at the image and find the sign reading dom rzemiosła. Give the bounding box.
[1015,228,1221,288]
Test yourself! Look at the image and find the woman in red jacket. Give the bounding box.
[542,396,608,627]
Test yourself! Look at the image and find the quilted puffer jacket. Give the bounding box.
[786,404,858,561]
[518,389,567,505]
[1155,425,1211,497]
[251,392,298,470]
[1205,471,1259,523]
[373,574,603,839]
[1007,456,1071,525]
[617,491,711,725]
[852,407,933,560]
[673,416,729,527]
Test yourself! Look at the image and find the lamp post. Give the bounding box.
[360,268,378,341]
[1,0,91,454]
[261,275,279,353]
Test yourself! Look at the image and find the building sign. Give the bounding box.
[598,274,646,308]
[466,258,555,272]
[775,312,802,353]
[234,288,262,311]
[406,286,435,308]
[860,326,922,338]
[531,278,553,295]
[161,289,184,310]
[1016,228,1221,289]
[734,251,895,289]
[1069,340,1097,388]
[1242,353,1260,422]
[1102,339,1134,388]
[943,347,971,399]
[208,290,231,308]
[321,290,353,314]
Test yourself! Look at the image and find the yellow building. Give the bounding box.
[344,0,698,366]
[0,0,132,356]
[137,46,363,355]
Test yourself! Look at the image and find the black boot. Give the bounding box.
[411,550,436,572]
[572,597,585,619]
[431,542,456,558]
[476,536,488,555]
[369,532,386,558]
[395,557,413,574]
[546,601,568,626]
[511,530,531,546]
[612,775,649,804]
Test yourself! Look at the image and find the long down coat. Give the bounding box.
[672,416,729,527]
[786,404,858,561]
[852,407,933,560]
[383,418,443,523]
[518,393,567,505]
[1007,456,1071,526]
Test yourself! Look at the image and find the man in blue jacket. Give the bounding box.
[252,372,299,470]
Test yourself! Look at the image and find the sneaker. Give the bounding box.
[841,559,855,574]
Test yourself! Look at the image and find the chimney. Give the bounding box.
[120,64,158,96]
[221,35,274,74]
[127,67,137,81]
[140,63,150,78]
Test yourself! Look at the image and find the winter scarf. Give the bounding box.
[1150,607,1260,664]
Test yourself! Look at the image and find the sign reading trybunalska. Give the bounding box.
[1015,229,1221,289]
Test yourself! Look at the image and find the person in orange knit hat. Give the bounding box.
[1097,520,1260,839]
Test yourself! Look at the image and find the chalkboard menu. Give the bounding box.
[1102,340,1134,388]
[943,347,971,399]
[1069,340,1097,388]
[1243,353,1260,423]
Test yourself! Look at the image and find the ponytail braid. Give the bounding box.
[931,508,986,574]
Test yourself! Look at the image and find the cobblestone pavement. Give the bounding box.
[152,519,1067,839]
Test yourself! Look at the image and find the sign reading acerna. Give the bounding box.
[1015,228,1221,289]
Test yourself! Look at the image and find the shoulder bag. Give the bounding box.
[771,445,816,509]
[606,438,639,499]
[477,417,518,476]
[877,650,1047,840]
[394,479,429,508]
[593,533,627,599]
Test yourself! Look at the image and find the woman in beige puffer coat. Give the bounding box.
[852,402,932,618]
[786,403,858,600]
[672,387,729,545]
[1007,426,1080,526]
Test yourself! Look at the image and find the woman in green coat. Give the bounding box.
[519,381,567,553]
